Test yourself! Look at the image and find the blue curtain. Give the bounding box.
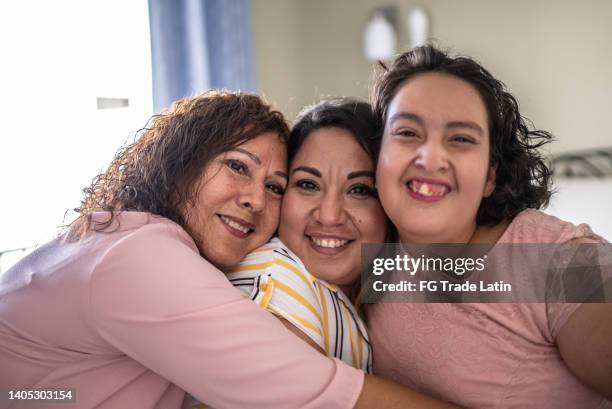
[148,0,257,112]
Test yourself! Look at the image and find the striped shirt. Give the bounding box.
[185,237,372,408]
[227,237,372,373]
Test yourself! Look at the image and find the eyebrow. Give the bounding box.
[388,111,485,136]
[293,166,374,181]
[292,166,321,177]
[388,112,424,127]
[275,171,288,181]
[347,170,375,180]
[446,121,484,136]
[231,148,287,180]
[231,148,261,165]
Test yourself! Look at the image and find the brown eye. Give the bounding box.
[450,135,475,144]
[296,180,319,191]
[266,183,285,196]
[225,159,249,175]
[349,184,375,198]
[394,128,420,140]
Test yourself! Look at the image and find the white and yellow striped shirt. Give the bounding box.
[226,237,372,373]
[185,238,372,408]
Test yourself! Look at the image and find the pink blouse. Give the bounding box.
[0,212,363,409]
[366,209,611,408]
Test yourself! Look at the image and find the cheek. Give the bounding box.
[279,193,303,237]
[183,196,211,238]
[263,200,282,233]
[376,162,403,218]
[376,143,395,176]
[457,157,491,197]
[377,142,411,190]
[353,203,388,242]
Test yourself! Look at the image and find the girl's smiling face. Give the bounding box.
[376,72,496,244]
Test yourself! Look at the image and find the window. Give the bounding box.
[0,0,153,273]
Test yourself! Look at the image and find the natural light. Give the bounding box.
[0,0,153,273]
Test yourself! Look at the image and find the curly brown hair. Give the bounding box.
[70,90,289,239]
[371,45,553,225]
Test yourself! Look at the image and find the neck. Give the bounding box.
[399,223,477,244]
[399,220,510,245]
[338,283,355,298]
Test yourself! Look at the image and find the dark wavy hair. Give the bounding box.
[289,98,380,165]
[70,90,289,239]
[371,45,553,225]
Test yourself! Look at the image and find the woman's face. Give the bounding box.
[184,132,287,268]
[376,72,496,244]
[279,127,387,287]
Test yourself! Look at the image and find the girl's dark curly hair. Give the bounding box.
[371,45,553,225]
[70,90,289,239]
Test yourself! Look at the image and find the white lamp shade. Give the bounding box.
[364,13,397,61]
[408,7,429,48]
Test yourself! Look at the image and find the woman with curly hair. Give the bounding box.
[366,45,612,408]
[0,90,460,409]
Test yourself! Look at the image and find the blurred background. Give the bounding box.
[1,0,611,273]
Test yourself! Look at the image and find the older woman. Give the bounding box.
[186,98,387,409]
[367,45,612,408]
[0,91,458,409]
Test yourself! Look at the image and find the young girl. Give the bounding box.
[366,45,612,408]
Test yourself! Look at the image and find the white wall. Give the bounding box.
[251,0,612,237]
[251,0,303,118]
[546,179,612,240]
[251,0,612,153]
[0,0,153,263]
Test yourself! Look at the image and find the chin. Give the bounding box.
[400,226,445,243]
[203,249,241,269]
[319,267,357,285]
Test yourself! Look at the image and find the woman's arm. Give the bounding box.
[271,294,461,409]
[91,223,461,408]
[279,317,326,354]
[91,223,362,409]
[554,238,612,400]
[275,315,461,409]
[358,375,461,409]
[557,303,612,400]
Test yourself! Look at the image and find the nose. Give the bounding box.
[239,182,266,213]
[314,191,347,226]
[414,139,450,173]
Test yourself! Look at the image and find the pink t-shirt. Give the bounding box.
[366,209,611,408]
[0,212,363,409]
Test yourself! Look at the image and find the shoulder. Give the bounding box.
[266,238,317,289]
[230,238,314,282]
[227,238,326,348]
[502,209,606,244]
[98,212,198,258]
[89,212,224,303]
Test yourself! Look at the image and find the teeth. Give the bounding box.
[310,237,349,248]
[419,183,430,196]
[220,215,251,234]
[409,181,448,197]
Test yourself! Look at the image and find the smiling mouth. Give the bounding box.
[407,179,450,198]
[219,214,254,235]
[308,236,352,249]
